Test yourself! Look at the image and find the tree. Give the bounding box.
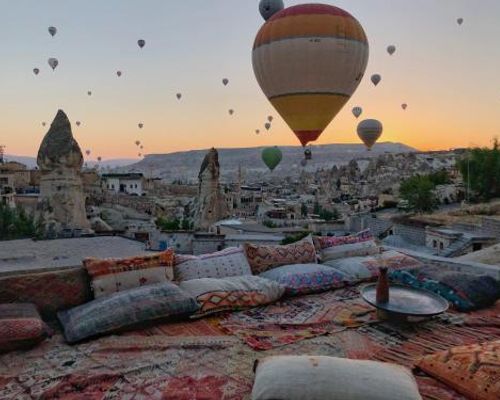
[400,175,438,213]
[428,169,451,186]
[0,203,43,240]
[458,139,500,201]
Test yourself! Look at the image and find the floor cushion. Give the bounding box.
[390,266,500,312]
[84,249,175,299]
[323,250,422,282]
[259,264,347,296]
[417,340,500,400]
[58,282,198,343]
[174,247,252,282]
[319,240,380,262]
[243,235,317,275]
[179,276,285,317]
[313,229,373,252]
[0,303,51,353]
[252,355,422,400]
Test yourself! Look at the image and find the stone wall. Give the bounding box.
[393,223,427,246]
[347,215,393,237]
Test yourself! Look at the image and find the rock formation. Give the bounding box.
[37,110,91,235]
[194,148,229,230]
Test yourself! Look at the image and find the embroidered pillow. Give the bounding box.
[0,303,51,353]
[313,229,373,251]
[243,235,317,275]
[57,282,199,343]
[417,340,500,400]
[259,264,347,296]
[84,249,175,299]
[179,276,285,317]
[319,240,379,262]
[174,247,252,282]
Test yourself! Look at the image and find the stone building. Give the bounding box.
[36,110,91,236]
[193,148,230,231]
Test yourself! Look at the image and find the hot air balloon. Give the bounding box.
[42,122,46,127]
[229,109,234,115]
[138,39,146,49]
[135,140,140,146]
[140,145,144,150]
[262,146,283,172]
[176,93,182,100]
[253,4,369,151]
[387,45,396,55]
[371,74,381,86]
[86,150,91,156]
[264,122,271,131]
[259,0,285,21]
[138,153,142,157]
[138,123,144,129]
[457,18,463,25]
[267,115,273,122]
[97,156,102,162]
[304,149,312,160]
[222,78,229,86]
[401,103,408,110]
[48,58,58,71]
[357,119,383,151]
[48,26,57,37]
[87,91,92,96]
[33,68,40,75]
[255,129,260,135]
[117,71,122,77]
[352,107,363,119]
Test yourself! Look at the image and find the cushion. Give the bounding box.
[174,247,252,282]
[0,303,50,353]
[0,268,92,320]
[84,249,175,299]
[324,250,422,282]
[179,276,285,317]
[417,340,500,400]
[243,235,317,275]
[252,356,422,400]
[259,264,347,296]
[390,266,500,312]
[57,282,198,343]
[313,229,373,251]
[319,240,379,262]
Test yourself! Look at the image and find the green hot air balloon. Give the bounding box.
[262,146,283,172]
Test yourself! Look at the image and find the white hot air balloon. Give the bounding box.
[352,107,363,119]
[457,18,464,26]
[138,39,146,49]
[265,122,271,131]
[401,103,408,110]
[222,78,229,86]
[357,119,383,151]
[259,0,285,21]
[48,58,58,71]
[48,26,57,37]
[371,74,381,86]
[33,68,40,75]
[176,93,182,100]
[387,45,396,55]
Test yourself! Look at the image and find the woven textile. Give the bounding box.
[319,240,380,262]
[0,268,91,320]
[243,235,317,274]
[417,340,500,400]
[313,229,373,250]
[180,276,285,318]
[84,249,175,299]
[259,263,347,296]
[0,303,50,353]
[174,247,252,282]
[58,282,199,343]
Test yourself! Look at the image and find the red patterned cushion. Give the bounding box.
[0,303,50,353]
[313,229,373,251]
[243,236,317,274]
[84,249,175,299]
[417,340,500,400]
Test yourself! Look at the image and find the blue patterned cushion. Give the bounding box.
[259,264,347,296]
[58,282,199,343]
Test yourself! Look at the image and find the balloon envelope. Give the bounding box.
[176,93,182,100]
[255,129,260,134]
[267,115,273,122]
[97,157,102,162]
[117,71,122,77]
[371,74,381,86]
[42,122,46,127]
[48,26,57,37]
[259,0,285,21]
[352,107,363,118]
[48,58,58,70]
[264,122,271,131]
[222,78,229,86]
[401,103,408,110]
[87,91,92,96]
[33,68,40,75]
[76,121,81,126]
[357,119,383,150]
[457,18,463,25]
[138,123,143,129]
[253,4,369,147]
[138,39,145,48]
[135,140,140,146]
[262,146,283,171]
[229,109,234,115]
[387,45,396,55]
[86,150,91,156]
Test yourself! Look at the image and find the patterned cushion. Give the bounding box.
[259,264,347,296]
[243,235,317,275]
[417,340,500,400]
[179,276,285,317]
[84,249,175,299]
[253,356,422,400]
[174,247,252,282]
[390,267,500,312]
[313,229,373,251]
[0,268,92,320]
[0,303,50,353]
[324,250,422,282]
[319,240,379,262]
[57,282,199,343]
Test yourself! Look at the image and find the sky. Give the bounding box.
[1,0,500,160]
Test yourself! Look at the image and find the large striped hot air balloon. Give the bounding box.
[252,4,369,148]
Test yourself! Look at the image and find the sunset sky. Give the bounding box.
[1,0,499,160]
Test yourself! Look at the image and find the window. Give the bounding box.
[439,242,444,250]
[433,240,437,248]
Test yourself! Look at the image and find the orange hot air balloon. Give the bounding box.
[252,4,369,148]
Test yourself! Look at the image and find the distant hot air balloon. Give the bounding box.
[457,18,464,26]
[138,39,146,49]
[259,0,285,21]
[86,150,91,156]
[267,115,273,122]
[371,74,381,86]
[97,156,102,162]
[140,145,144,150]
[33,68,40,75]
[401,103,408,110]
[75,121,81,127]
[264,122,271,131]
[229,109,234,115]
[222,78,229,86]
[357,119,383,151]
[135,140,140,146]
[387,45,396,55]
[138,123,144,129]
[304,149,312,160]
[138,153,142,157]
[87,91,92,96]
[352,107,363,119]
[262,146,283,172]
[176,93,182,100]
[255,129,260,135]
[48,58,58,71]
[253,4,369,151]
[42,122,46,127]
[117,71,122,77]
[48,26,57,37]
